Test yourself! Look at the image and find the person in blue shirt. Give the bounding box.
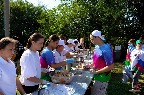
[40,34,66,81]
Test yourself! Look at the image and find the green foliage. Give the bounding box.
[0,0,144,52]
[10,0,44,45]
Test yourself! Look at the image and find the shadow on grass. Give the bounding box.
[107,72,133,95]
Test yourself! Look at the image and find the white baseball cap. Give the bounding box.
[67,39,75,45]
[91,30,105,40]
[73,39,79,43]
[58,40,65,46]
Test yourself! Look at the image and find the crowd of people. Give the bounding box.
[0,30,114,95]
[122,36,144,92]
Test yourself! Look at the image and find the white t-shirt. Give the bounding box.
[20,49,41,86]
[0,57,16,95]
[53,49,64,63]
[130,48,144,70]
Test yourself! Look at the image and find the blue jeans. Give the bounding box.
[122,66,133,83]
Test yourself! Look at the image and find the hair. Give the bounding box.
[74,41,78,44]
[0,37,18,50]
[59,34,66,40]
[80,38,84,42]
[128,39,135,45]
[26,33,45,49]
[44,34,59,47]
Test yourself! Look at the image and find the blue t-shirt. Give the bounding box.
[40,47,55,68]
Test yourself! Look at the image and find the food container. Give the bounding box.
[50,70,74,84]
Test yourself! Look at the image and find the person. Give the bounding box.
[122,39,135,84]
[129,40,144,92]
[65,39,75,52]
[40,34,66,81]
[63,39,76,71]
[139,35,144,49]
[78,38,85,49]
[73,39,80,52]
[19,33,48,94]
[89,30,114,95]
[59,34,67,44]
[53,40,66,70]
[0,37,26,95]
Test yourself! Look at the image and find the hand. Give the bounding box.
[90,69,97,74]
[62,61,66,66]
[42,80,49,84]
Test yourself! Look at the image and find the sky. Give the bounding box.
[13,0,62,9]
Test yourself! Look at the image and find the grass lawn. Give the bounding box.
[107,62,144,95]
[17,62,144,95]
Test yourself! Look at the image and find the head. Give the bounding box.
[139,35,144,43]
[0,37,17,60]
[80,38,84,44]
[59,34,67,44]
[66,39,75,47]
[128,39,135,46]
[73,39,79,47]
[90,30,105,45]
[56,40,65,52]
[26,33,45,51]
[45,34,60,50]
[136,40,142,49]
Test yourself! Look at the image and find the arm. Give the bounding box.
[50,61,66,69]
[96,64,114,74]
[0,92,4,95]
[16,78,25,95]
[127,49,129,54]
[27,76,43,83]
[65,52,73,58]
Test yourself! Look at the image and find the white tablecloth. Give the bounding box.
[31,71,93,95]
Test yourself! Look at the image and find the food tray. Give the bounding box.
[50,71,74,84]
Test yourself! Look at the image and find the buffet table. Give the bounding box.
[31,71,93,95]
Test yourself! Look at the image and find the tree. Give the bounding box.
[10,0,44,45]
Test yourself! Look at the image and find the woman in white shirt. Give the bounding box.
[20,33,48,94]
[0,37,25,95]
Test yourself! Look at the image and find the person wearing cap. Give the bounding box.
[65,39,75,52]
[53,40,66,70]
[61,39,75,71]
[89,30,114,95]
[73,39,80,52]
[129,40,144,92]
